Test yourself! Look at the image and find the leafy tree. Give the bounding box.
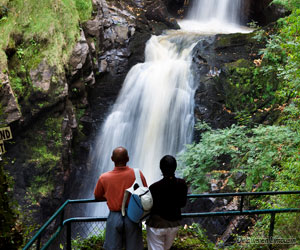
[179,122,300,193]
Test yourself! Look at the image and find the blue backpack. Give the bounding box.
[121,168,153,223]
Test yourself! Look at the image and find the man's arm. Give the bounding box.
[94,176,106,201]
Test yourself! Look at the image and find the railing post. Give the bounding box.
[239,196,244,212]
[66,222,71,250]
[60,209,65,227]
[36,235,41,250]
[268,213,275,250]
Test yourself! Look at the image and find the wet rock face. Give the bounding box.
[191,32,264,135]
[247,0,289,26]
[162,0,185,15]
[84,0,178,76]
[191,36,235,133]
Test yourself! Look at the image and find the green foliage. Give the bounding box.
[256,7,300,104]
[0,159,23,249]
[0,0,92,73]
[8,70,26,100]
[24,116,63,202]
[181,2,300,247]
[72,231,106,250]
[74,0,93,22]
[179,122,300,193]
[224,5,300,125]
[69,224,215,250]
[272,0,300,10]
[172,224,215,250]
[264,155,300,243]
[224,59,278,124]
[237,155,300,249]
[277,97,300,133]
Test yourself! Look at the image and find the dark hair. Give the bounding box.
[160,155,177,177]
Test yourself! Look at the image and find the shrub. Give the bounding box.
[179,122,300,193]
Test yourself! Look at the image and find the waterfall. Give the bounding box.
[179,0,250,34]
[187,0,242,24]
[87,0,249,216]
[89,33,199,216]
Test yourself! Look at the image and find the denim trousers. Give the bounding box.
[104,211,143,250]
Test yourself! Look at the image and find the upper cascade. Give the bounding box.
[178,0,251,34]
[187,0,242,24]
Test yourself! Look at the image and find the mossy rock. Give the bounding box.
[224,58,253,71]
[214,32,257,49]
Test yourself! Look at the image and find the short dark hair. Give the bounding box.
[160,155,177,177]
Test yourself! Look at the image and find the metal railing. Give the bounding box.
[23,199,101,250]
[23,190,300,250]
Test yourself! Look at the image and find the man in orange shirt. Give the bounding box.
[94,146,147,250]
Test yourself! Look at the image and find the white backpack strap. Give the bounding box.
[133,168,143,187]
[121,189,130,216]
[121,168,143,216]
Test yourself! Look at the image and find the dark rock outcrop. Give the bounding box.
[248,0,290,26]
[191,32,264,135]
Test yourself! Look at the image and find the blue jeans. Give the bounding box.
[104,211,143,250]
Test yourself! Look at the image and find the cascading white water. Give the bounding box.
[89,33,199,216]
[187,0,242,24]
[179,0,250,34]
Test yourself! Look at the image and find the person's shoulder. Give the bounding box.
[100,169,114,179]
[149,179,163,189]
[176,177,187,186]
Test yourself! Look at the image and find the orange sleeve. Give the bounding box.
[94,176,106,201]
[140,171,148,187]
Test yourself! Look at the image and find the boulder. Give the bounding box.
[25,60,68,119]
[0,73,22,125]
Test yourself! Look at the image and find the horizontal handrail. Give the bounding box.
[63,216,108,225]
[68,198,99,204]
[187,190,300,198]
[182,208,300,218]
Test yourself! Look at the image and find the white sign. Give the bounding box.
[0,127,13,157]
[0,127,12,141]
[0,140,5,154]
